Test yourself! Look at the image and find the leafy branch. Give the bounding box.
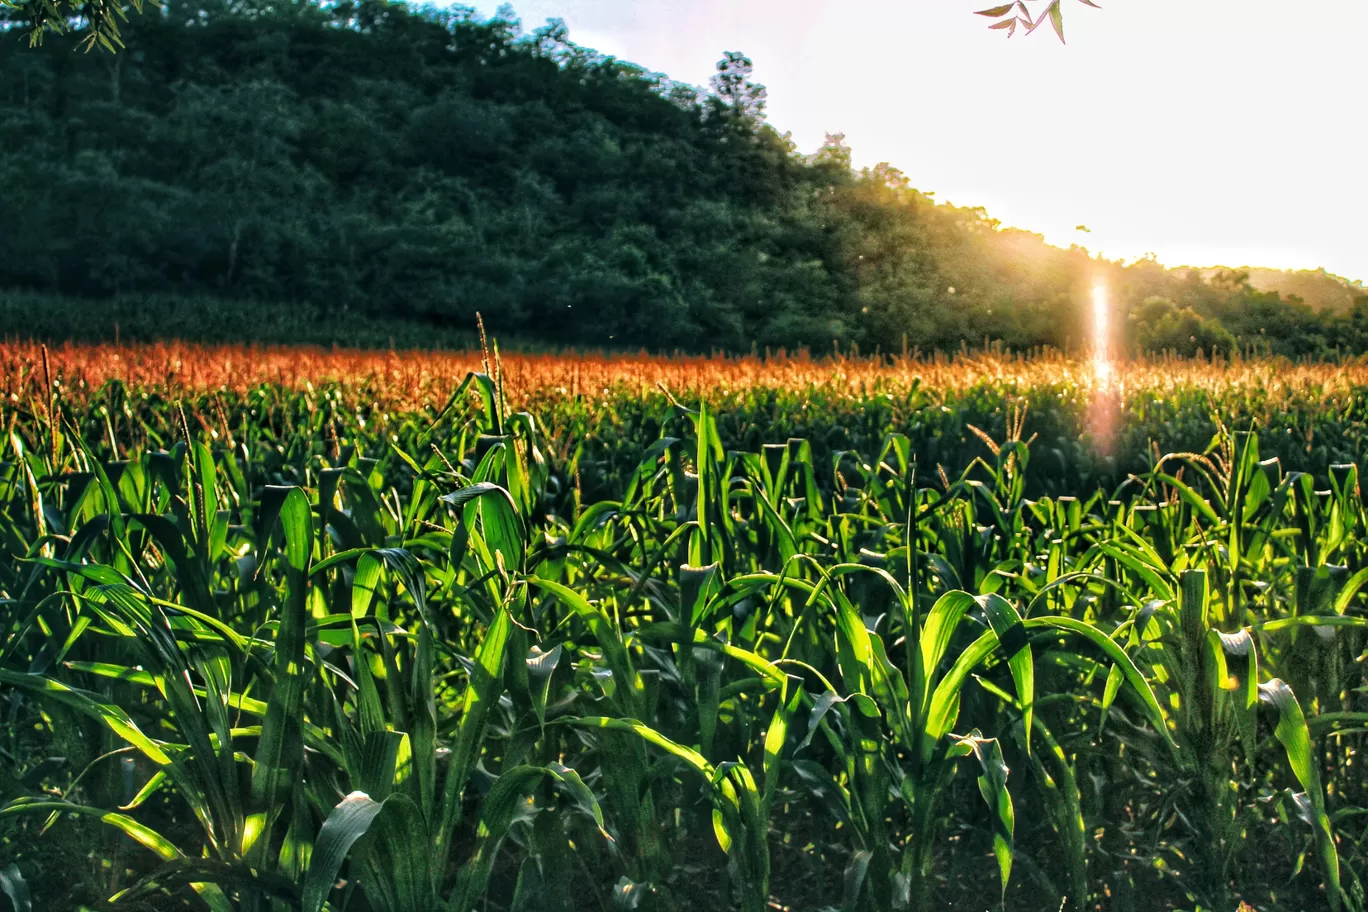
[974,0,1101,43]
[4,0,1104,55]
[0,0,156,52]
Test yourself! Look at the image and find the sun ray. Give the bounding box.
[1092,282,1111,386]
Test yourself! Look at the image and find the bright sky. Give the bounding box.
[484,1,1365,282]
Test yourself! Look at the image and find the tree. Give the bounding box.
[811,132,853,172]
[1128,296,1237,358]
[2,0,156,51]
[708,50,766,123]
[3,0,1345,357]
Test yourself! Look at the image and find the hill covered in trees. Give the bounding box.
[1193,267,1366,315]
[1,0,1364,356]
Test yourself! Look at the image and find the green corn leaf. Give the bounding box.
[449,767,547,911]
[546,761,611,840]
[526,643,563,730]
[1215,628,1259,764]
[925,630,997,751]
[1333,566,1368,614]
[302,791,386,912]
[635,623,786,688]
[752,486,798,565]
[358,793,437,912]
[763,679,802,810]
[246,485,313,865]
[1259,678,1341,910]
[680,562,722,627]
[435,601,514,875]
[442,482,525,571]
[1031,615,1173,746]
[0,863,31,912]
[692,402,714,567]
[919,590,978,701]
[351,551,384,618]
[569,716,715,780]
[108,859,296,909]
[1098,662,1124,735]
[0,669,173,766]
[2,800,231,912]
[948,732,1014,897]
[841,849,872,912]
[0,797,182,860]
[1256,615,1368,634]
[1097,541,1175,603]
[531,577,644,713]
[568,715,755,865]
[978,593,1034,751]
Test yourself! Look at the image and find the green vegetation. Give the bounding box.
[1,2,1364,356]
[4,357,1368,910]
[1199,268,1367,316]
[3,1,1368,907]
[0,291,491,351]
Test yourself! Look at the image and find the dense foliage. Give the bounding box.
[4,348,1368,911]
[1,1,1364,355]
[1199,268,1367,316]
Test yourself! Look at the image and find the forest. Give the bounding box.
[1,0,1364,355]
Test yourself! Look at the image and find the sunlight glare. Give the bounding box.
[1085,280,1118,455]
[1091,283,1111,386]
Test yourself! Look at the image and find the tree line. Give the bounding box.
[1,0,1363,356]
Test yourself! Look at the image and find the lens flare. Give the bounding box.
[1092,283,1111,385]
[1087,282,1118,454]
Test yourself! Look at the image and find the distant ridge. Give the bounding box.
[1189,267,1366,314]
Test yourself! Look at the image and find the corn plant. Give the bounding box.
[2,352,1367,912]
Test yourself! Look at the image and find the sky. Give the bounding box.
[476,0,1365,283]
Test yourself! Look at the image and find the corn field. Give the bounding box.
[4,344,1368,911]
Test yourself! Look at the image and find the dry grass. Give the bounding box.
[4,340,1368,414]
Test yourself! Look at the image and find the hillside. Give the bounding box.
[1192,267,1366,314]
[0,1,1363,356]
